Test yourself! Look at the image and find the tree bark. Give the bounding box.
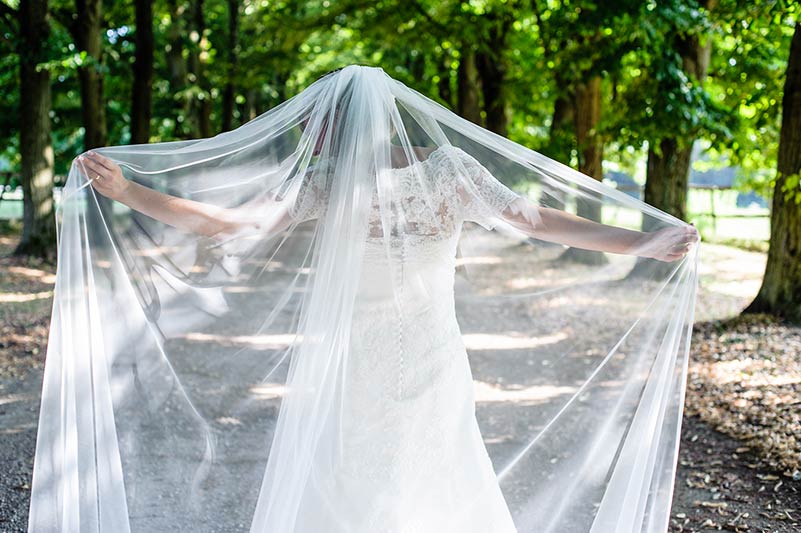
[131,0,154,144]
[743,23,801,323]
[475,46,507,136]
[539,86,574,212]
[243,88,258,122]
[559,75,608,265]
[221,0,239,132]
[15,0,56,259]
[166,0,190,138]
[457,47,482,125]
[437,58,454,109]
[188,0,213,138]
[643,138,693,229]
[71,0,115,238]
[474,12,512,136]
[542,73,576,165]
[74,0,107,149]
[642,0,717,229]
[627,0,717,278]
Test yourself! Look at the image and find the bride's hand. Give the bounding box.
[641,225,700,262]
[77,151,131,202]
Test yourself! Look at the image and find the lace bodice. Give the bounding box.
[289,145,523,241]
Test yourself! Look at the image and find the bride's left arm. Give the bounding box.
[500,198,700,262]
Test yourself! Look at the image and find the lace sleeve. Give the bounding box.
[289,167,328,222]
[441,146,525,231]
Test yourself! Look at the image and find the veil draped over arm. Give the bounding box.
[29,65,699,533]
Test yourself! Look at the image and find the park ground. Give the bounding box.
[0,222,799,532]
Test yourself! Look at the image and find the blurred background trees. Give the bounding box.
[0,0,798,319]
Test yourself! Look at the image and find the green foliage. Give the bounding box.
[703,0,799,198]
[0,0,793,204]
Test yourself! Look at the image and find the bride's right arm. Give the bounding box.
[78,151,295,241]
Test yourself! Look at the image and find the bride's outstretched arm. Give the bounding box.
[77,151,294,241]
[500,197,700,262]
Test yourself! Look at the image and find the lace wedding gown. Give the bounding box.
[286,145,523,532]
[29,65,698,533]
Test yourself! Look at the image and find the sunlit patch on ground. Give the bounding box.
[686,313,801,475]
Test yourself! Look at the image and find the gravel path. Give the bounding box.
[2,232,798,532]
[6,366,797,533]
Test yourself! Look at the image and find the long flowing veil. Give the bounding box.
[28,64,699,532]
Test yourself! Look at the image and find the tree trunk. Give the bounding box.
[743,23,801,323]
[437,59,454,109]
[72,0,114,239]
[74,0,107,149]
[643,138,693,229]
[188,0,213,138]
[475,12,511,136]
[559,75,608,265]
[545,92,575,164]
[539,74,575,213]
[243,88,258,122]
[131,0,154,144]
[407,52,425,84]
[641,0,716,228]
[475,47,507,136]
[628,0,717,278]
[15,0,56,259]
[221,0,239,132]
[457,48,482,125]
[166,0,190,139]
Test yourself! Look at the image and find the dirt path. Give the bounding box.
[1,234,799,532]
[671,413,800,532]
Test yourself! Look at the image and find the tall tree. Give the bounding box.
[188,0,213,138]
[51,0,114,240]
[221,0,240,132]
[165,0,190,138]
[475,7,515,136]
[73,0,108,149]
[456,47,482,124]
[14,0,56,258]
[558,74,608,265]
[131,0,154,144]
[642,0,718,229]
[743,22,801,323]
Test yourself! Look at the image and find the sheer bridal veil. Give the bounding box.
[29,65,699,532]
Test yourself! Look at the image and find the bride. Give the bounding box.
[29,65,699,533]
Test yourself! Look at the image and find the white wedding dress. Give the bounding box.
[29,65,698,533]
[286,145,522,532]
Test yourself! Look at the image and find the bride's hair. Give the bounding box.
[318,67,344,80]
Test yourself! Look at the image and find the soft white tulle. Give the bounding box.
[29,65,699,532]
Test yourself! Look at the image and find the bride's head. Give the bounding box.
[300,67,397,156]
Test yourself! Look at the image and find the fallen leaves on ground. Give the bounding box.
[685,312,801,479]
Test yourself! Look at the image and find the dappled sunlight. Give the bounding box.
[181,332,298,349]
[131,245,184,258]
[696,358,801,388]
[506,275,582,290]
[0,391,36,407]
[456,255,503,267]
[463,331,568,350]
[687,316,801,473]
[0,290,53,303]
[691,242,766,321]
[473,379,576,404]
[698,242,764,299]
[250,383,290,400]
[2,332,40,346]
[215,416,244,426]
[6,265,56,284]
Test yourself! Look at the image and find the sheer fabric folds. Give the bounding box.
[29,65,700,533]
